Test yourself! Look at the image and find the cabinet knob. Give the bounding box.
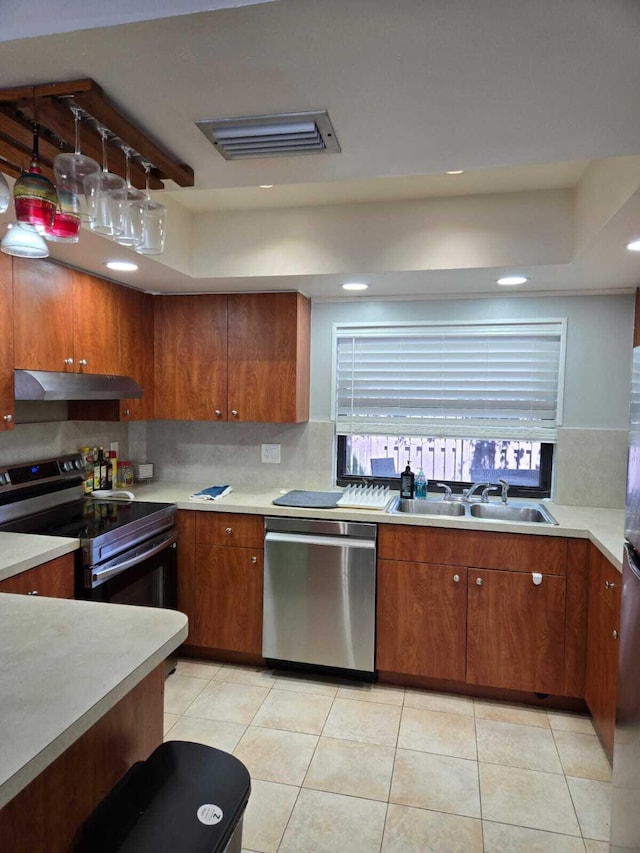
[231,410,238,417]
[214,409,222,417]
[78,358,88,367]
[122,409,131,416]
[27,590,39,596]
[476,577,483,586]
[251,556,257,564]
[64,357,74,366]
[3,414,12,423]
[605,581,616,589]
[453,574,460,583]
[613,630,620,640]
[225,527,232,535]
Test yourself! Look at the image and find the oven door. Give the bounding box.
[82,527,178,609]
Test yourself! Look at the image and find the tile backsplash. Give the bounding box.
[0,419,628,509]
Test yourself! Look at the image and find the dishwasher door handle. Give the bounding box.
[265,531,376,550]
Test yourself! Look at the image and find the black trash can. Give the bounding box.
[77,741,251,853]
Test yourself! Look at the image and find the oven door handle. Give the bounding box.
[89,530,178,586]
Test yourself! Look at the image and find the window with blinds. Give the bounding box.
[333,320,566,442]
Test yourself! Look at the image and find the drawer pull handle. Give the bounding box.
[605,581,616,589]
[225,527,232,535]
[476,577,483,586]
[453,574,460,583]
[27,590,39,596]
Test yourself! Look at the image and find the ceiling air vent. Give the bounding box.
[195,110,341,160]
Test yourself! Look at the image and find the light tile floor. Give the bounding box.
[164,660,612,852]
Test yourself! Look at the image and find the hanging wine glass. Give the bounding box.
[53,106,99,222]
[111,147,145,247]
[13,123,57,231]
[83,128,126,236]
[0,171,10,214]
[131,164,166,255]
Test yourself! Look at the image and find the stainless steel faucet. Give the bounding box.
[498,478,509,504]
[436,482,453,500]
[462,481,491,501]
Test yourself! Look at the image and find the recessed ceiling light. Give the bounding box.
[497,275,528,286]
[446,170,464,175]
[105,261,139,272]
[259,184,274,189]
[626,239,640,252]
[342,282,368,291]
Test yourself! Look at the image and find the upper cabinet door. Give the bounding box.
[0,253,14,428]
[72,271,122,375]
[13,258,75,372]
[118,286,154,420]
[154,294,228,421]
[227,292,310,423]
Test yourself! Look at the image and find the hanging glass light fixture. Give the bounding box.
[1,222,49,258]
[13,123,57,230]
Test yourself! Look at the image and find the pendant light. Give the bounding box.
[1,222,49,258]
[13,123,57,230]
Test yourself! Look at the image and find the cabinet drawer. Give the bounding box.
[0,554,75,598]
[378,524,567,575]
[195,512,264,548]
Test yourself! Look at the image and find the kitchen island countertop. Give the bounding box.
[0,595,187,810]
[0,532,78,583]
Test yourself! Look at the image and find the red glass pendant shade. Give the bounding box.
[14,123,57,230]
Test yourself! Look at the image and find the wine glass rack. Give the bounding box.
[0,78,194,191]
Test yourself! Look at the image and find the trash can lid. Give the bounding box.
[79,741,251,853]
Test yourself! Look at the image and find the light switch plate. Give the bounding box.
[261,443,281,464]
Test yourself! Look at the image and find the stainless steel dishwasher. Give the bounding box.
[263,517,377,675]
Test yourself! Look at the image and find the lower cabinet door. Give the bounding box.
[376,560,467,681]
[193,544,263,654]
[467,569,566,694]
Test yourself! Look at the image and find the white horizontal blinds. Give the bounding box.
[335,321,564,441]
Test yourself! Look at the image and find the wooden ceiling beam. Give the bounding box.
[0,107,71,166]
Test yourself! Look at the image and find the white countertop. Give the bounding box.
[0,595,187,809]
[131,482,626,571]
[0,533,78,582]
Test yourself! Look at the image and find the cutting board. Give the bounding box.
[272,490,343,508]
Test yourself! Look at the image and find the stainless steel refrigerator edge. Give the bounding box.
[262,517,377,674]
[611,345,640,852]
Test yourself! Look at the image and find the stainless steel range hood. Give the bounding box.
[14,370,143,401]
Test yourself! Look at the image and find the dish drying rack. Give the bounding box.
[336,484,392,510]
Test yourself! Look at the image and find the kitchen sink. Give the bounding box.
[468,503,557,524]
[391,498,466,517]
[387,496,557,524]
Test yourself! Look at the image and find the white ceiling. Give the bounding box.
[1,0,640,300]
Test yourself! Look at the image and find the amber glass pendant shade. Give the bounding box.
[14,123,57,230]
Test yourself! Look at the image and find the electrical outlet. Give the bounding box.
[261,443,281,464]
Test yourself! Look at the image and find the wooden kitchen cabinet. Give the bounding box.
[585,544,621,758]
[467,567,566,694]
[186,512,264,656]
[117,285,155,420]
[0,553,75,598]
[0,252,14,429]
[71,270,121,375]
[153,292,310,423]
[227,292,310,423]
[377,559,467,681]
[13,258,75,372]
[377,524,572,695]
[154,294,228,421]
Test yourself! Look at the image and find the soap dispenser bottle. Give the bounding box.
[400,463,415,499]
[415,467,427,499]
